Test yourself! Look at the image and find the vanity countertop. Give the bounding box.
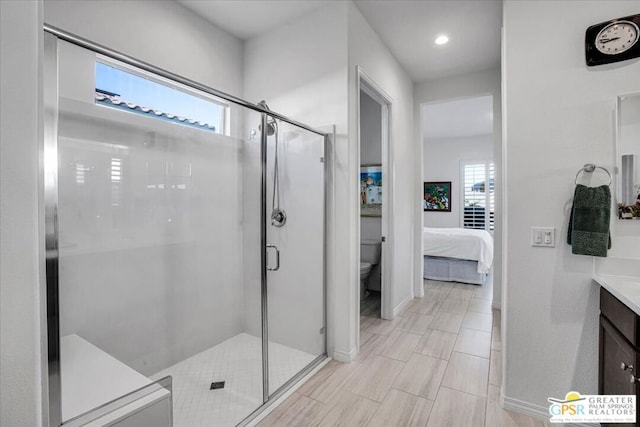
[594,274,640,315]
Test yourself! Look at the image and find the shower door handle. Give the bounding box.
[267,244,280,271]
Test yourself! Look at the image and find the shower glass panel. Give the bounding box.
[265,116,326,396]
[53,38,264,426]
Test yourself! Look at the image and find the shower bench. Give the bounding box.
[60,334,172,426]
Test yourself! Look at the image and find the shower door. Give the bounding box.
[263,114,326,396]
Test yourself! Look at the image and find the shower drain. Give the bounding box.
[210,381,225,390]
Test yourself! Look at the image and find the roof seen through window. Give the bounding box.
[95,62,225,133]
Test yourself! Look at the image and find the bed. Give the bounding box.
[423,227,494,285]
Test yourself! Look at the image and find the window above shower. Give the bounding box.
[95,60,228,134]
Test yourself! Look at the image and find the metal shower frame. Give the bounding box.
[43,24,328,427]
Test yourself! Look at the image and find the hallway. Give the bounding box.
[258,279,549,426]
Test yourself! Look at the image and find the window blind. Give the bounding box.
[463,162,494,231]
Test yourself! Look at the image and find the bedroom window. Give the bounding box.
[95,61,228,134]
[462,162,494,231]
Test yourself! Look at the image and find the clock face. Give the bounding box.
[595,21,639,55]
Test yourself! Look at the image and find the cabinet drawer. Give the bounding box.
[601,287,640,347]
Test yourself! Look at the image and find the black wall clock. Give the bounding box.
[585,13,640,66]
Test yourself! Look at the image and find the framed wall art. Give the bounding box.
[360,164,382,217]
[424,181,451,212]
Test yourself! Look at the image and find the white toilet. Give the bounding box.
[360,239,382,300]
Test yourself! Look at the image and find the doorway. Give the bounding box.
[357,69,392,328]
[420,94,499,302]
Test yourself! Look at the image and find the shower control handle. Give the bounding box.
[267,245,280,271]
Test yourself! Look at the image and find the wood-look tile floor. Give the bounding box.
[360,291,382,319]
[258,279,550,427]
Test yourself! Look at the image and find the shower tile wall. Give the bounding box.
[57,115,245,375]
[57,41,248,376]
[241,117,325,360]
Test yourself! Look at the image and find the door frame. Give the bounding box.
[356,67,394,326]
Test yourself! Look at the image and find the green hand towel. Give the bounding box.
[567,184,611,257]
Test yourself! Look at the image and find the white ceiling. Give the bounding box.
[422,95,493,140]
[353,0,502,82]
[177,0,502,83]
[177,0,329,41]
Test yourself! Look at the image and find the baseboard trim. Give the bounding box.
[394,295,413,317]
[502,394,549,421]
[333,347,357,363]
[502,393,598,427]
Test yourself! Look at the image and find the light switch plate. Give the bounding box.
[531,227,555,247]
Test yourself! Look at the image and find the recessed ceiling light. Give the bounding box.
[435,35,449,45]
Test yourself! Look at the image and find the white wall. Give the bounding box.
[503,0,640,418]
[0,1,44,426]
[43,0,244,97]
[415,67,502,307]
[415,67,501,105]
[360,90,383,165]
[243,2,350,359]
[348,2,416,314]
[360,89,382,243]
[423,134,493,228]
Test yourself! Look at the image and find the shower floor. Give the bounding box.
[151,333,316,427]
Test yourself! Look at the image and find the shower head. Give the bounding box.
[259,119,277,136]
[266,121,277,136]
[257,100,278,136]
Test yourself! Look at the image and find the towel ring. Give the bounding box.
[574,163,612,186]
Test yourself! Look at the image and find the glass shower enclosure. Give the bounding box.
[44,28,327,427]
